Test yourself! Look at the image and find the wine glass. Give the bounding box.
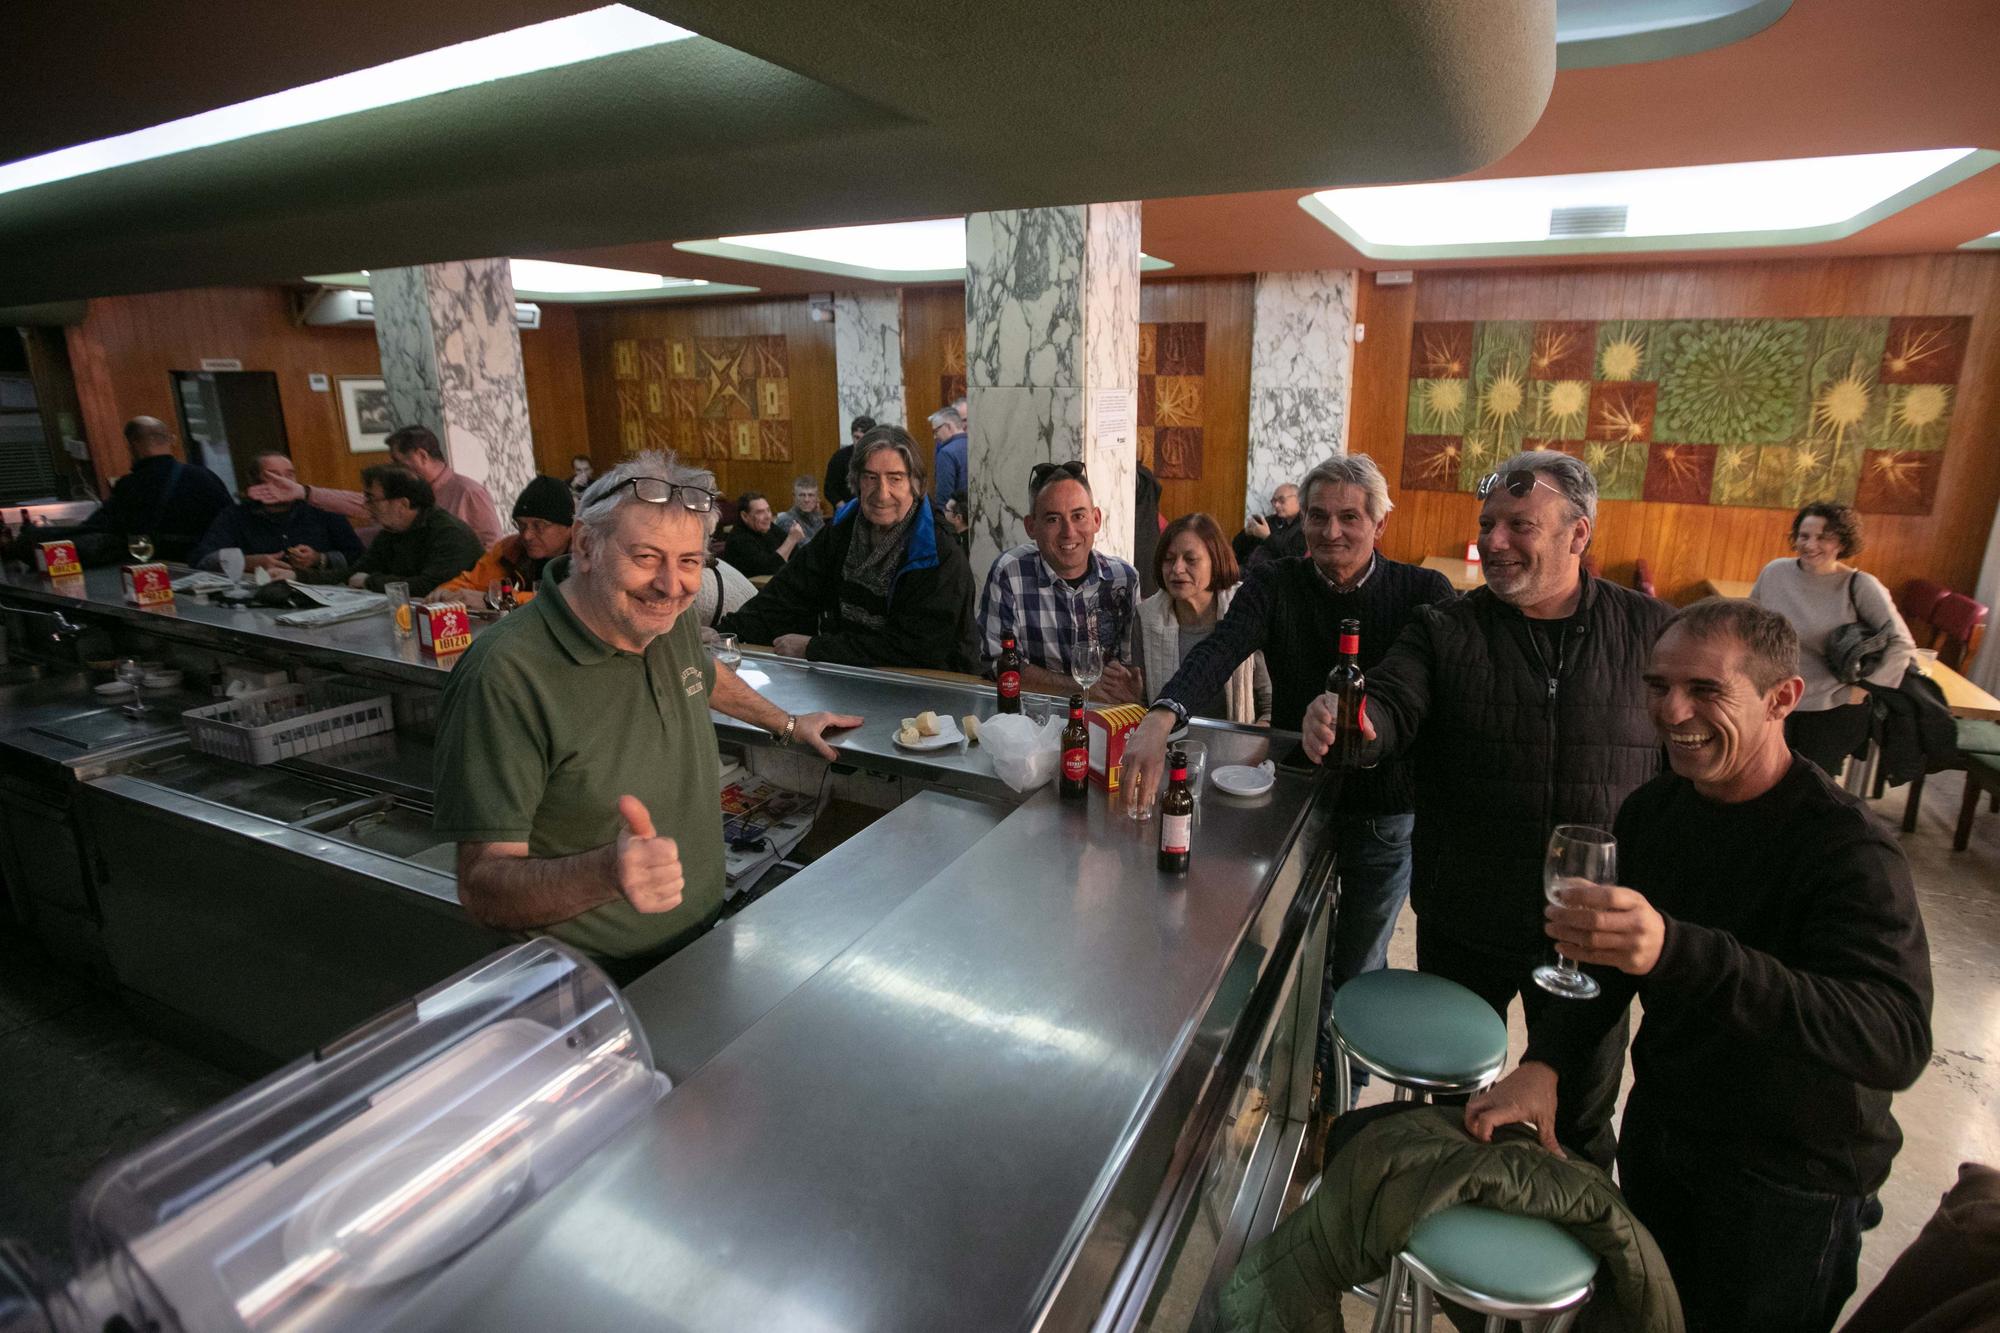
[1534,824,1615,1000]
[116,658,148,716]
[1072,637,1104,699]
[714,633,741,671]
[127,533,154,562]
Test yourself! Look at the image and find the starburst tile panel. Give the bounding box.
[1137,321,1207,479]
[616,334,793,459]
[1404,316,1969,513]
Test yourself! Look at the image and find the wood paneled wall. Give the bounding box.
[572,297,839,505]
[1351,255,2000,602]
[901,285,964,439]
[66,285,591,495]
[1141,276,1254,535]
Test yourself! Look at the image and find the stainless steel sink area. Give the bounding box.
[299,798,459,875]
[118,749,357,825]
[26,707,183,752]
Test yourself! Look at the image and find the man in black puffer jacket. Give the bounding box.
[1307,449,1672,1168]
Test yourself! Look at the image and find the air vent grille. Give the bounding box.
[1548,205,1629,237]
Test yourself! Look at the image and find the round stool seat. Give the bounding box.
[1406,1206,1599,1306]
[1330,969,1507,1087]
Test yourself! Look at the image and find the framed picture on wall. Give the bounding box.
[338,377,394,453]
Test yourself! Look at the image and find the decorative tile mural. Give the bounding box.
[612,334,793,463]
[1138,321,1207,480]
[940,328,968,411]
[1402,316,1969,514]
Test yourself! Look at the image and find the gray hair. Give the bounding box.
[576,449,720,541]
[1299,453,1394,522]
[851,425,928,495]
[1493,449,1597,522]
[927,407,964,433]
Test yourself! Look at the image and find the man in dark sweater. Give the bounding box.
[721,492,801,577]
[1126,454,1455,1094]
[189,452,364,574]
[50,416,233,565]
[1466,598,1932,1333]
[1305,450,1673,1166]
[294,464,482,597]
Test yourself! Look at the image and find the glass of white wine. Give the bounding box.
[714,633,741,671]
[127,533,154,562]
[1072,637,1104,699]
[1533,824,1615,1000]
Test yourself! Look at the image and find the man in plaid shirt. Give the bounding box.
[976,461,1144,704]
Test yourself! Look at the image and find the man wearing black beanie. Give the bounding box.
[437,474,575,605]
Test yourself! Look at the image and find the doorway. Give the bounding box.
[171,371,290,497]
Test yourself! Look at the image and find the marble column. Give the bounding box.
[371,258,537,518]
[833,291,908,441]
[1245,269,1358,520]
[965,202,1141,578]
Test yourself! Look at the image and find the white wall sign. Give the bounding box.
[1089,387,1135,451]
[308,373,330,392]
[199,357,243,371]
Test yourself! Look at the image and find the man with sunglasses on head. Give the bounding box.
[1302,450,1673,1168]
[434,451,862,981]
[976,460,1143,704]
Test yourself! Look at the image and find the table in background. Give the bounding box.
[1697,577,1756,600]
[1928,658,2000,720]
[1421,555,1485,592]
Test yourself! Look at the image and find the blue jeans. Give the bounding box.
[1315,813,1415,1097]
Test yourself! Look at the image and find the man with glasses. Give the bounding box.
[435,450,862,979]
[1302,450,1672,1167]
[976,460,1143,703]
[250,424,504,548]
[293,463,482,596]
[720,427,979,671]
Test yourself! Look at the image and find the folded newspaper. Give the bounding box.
[275,588,388,627]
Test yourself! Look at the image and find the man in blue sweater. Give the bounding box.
[189,452,364,574]
[927,405,968,516]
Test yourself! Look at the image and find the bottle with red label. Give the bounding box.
[996,634,1023,714]
[1158,747,1193,873]
[1325,617,1366,768]
[496,581,518,612]
[1060,694,1089,801]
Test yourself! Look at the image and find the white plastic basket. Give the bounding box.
[182,682,394,765]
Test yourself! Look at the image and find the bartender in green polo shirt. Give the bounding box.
[433,450,862,976]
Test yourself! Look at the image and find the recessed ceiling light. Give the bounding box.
[677,219,1175,283]
[1301,149,1997,259]
[305,259,752,303]
[0,5,693,197]
[1962,229,2000,251]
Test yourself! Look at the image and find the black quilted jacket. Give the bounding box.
[1367,573,1674,957]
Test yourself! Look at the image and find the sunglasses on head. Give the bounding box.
[597,476,721,512]
[1029,460,1088,493]
[1476,469,1567,503]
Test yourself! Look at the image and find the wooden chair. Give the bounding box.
[1954,754,2000,851]
[1898,594,1997,830]
[1633,558,1657,599]
[1928,593,1989,671]
[1896,578,1952,633]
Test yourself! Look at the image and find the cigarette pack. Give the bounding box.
[416,601,473,657]
[122,562,174,606]
[1086,703,1149,791]
[35,540,81,578]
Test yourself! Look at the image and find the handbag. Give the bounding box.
[1825,572,1895,685]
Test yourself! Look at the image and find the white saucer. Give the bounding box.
[893,720,964,751]
[95,680,136,697]
[1210,763,1276,797]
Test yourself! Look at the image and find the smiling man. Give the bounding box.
[433,450,861,980]
[1302,449,1672,1166]
[1465,598,1931,1333]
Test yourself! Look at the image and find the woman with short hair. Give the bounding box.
[1133,513,1271,724]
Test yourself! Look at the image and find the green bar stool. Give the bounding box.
[1328,968,1509,1113]
[1371,1205,1596,1333]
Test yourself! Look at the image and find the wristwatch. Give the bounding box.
[773,714,797,747]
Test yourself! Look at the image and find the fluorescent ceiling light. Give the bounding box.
[677,219,1175,282]
[1963,229,2000,251]
[1301,149,1997,260]
[0,5,693,197]
[306,259,752,303]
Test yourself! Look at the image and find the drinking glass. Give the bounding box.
[714,633,741,671]
[1072,638,1104,698]
[385,582,413,639]
[127,533,154,562]
[1533,824,1615,1000]
[116,658,148,715]
[1179,740,1208,804]
[218,547,246,584]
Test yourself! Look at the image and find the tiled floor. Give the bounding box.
[0,771,1993,1323]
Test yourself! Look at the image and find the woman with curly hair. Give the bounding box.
[1750,500,1915,776]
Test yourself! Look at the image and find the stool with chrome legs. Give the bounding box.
[1326,969,1509,1114]
[1371,1205,1596,1332]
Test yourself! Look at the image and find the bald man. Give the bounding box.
[49,416,232,565]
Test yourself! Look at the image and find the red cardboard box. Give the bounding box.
[35,540,81,578]
[1086,703,1150,792]
[122,562,174,606]
[417,600,473,657]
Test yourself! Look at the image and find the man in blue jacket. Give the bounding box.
[720,426,979,672]
[927,405,968,517]
[189,452,364,574]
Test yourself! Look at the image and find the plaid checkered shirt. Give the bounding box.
[976,543,1140,674]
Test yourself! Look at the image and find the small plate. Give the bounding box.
[893,719,964,751]
[142,671,184,689]
[1211,763,1277,797]
[95,680,136,697]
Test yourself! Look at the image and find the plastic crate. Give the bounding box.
[182,682,394,766]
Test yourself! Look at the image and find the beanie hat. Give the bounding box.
[512,475,575,527]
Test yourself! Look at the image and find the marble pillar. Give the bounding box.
[370,258,537,518]
[965,203,1140,578]
[833,291,908,442]
[1245,269,1358,519]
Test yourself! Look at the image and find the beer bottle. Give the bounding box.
[996,634,1023,714]
[496,581,518,612]
[1060,694,1089,800]
[1158,747,1193,874]
[1325,617,1366,768]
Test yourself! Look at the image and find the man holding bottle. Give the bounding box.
[1123,454,1453,1098]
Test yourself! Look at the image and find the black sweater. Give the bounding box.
[1156,553,1455,816]
[1527,759,1933,1196]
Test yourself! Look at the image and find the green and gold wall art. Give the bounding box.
[1403,315,1971,515]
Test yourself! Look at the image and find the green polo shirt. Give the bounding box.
[432,557,724,961]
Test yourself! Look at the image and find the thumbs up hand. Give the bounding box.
[609,794,684,914]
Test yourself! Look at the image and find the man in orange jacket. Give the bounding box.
[437,475,575,605]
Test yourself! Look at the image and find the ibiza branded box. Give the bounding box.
[1086,703,1149,792]
[121,562,174,606]
[416,600,473,657]
[35,540,81,578]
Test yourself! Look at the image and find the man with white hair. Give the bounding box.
[433,450,862,978]
[927,404,968,515]
[1303,449,1674,1165]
